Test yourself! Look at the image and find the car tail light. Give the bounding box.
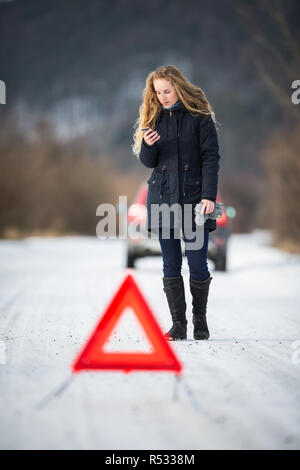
[134,186,148,206]
[215,197,228,228]
[128,203,147,224]
[217,210,228,227]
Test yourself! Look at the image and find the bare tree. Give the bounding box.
[233,0,300,251]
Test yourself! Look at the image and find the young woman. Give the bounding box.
[132,65,221,341]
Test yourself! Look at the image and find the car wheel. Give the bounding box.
[126,250,136,268]
[215,253,227,271]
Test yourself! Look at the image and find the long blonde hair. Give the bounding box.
[132,65,217,158]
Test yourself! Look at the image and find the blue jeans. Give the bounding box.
[158,225,210,281]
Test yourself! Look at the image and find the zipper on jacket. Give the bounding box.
[170,110,173,117]
[177,111,182,138]
[160,164,167,199]
[183,164,188,196]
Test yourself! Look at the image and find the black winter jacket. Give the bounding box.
[139,100,221,234]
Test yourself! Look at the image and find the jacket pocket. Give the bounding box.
[182,175,201,200]
[147,170,169,188]
[147,170,169,202]
[185,176,201,186]
[147,175,161,186]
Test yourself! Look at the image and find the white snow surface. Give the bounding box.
[0,230,299,450]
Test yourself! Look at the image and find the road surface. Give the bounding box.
[0,230,299,450]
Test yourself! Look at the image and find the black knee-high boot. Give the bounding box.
[189,276,212,340]
[162,276,187,340]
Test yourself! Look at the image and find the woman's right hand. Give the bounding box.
[144,128,160,146]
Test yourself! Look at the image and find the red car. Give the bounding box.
[126,182,231,271]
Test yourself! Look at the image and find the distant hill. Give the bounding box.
[0,0,291,173]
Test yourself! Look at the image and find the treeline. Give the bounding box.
[0,112,299,252]
[261,126,300,253]
[0,114,139,238]
[233,1,300,251]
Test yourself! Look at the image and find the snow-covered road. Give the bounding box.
[0,230,299,450]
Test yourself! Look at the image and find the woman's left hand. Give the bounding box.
[200,199,215,215]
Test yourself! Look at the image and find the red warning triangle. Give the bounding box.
[72,271,182,374]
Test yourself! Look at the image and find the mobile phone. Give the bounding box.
[142,127,151,132]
